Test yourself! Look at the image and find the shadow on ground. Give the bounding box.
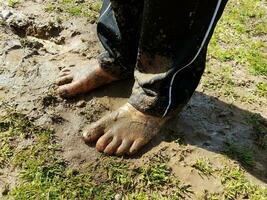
[75,80,267,184]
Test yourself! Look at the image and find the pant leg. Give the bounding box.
[97,0,144,78]
[128,0,228,117]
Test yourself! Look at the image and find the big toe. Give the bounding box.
[83,122,104,143]
[56,81,83,97]
[83,113,112,142]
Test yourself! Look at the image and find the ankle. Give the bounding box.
[123,103,168,125]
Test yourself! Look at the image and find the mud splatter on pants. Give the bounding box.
[97,0,228,117]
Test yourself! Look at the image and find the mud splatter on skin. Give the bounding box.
[83,103,168,155]
[56,58,118,98]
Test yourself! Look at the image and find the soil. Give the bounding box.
[0,0,266,199]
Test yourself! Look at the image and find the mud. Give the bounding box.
[0,1,266,199]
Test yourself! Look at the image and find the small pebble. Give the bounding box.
[114,194,122,200]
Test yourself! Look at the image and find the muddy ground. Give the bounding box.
[0,0,266,199]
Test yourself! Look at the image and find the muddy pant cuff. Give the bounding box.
[127,86,184,118]
[98,51,134,79]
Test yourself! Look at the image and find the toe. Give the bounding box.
[129,139,146,155]
[96,132,113,152]
[56,81,83,97]
[56,75,73,86]
[83,112,115,143]
[61,68,71,73]
[59,71,71,77]
[104,137,122,155]
[83,121,106,143]
[115,140,133,156]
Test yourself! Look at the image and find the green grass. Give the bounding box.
[247,113,267,149]
[223,142,255,167]
[208,0,267,76]
[7,0,21,8]
[200,166,267,200]
[0,109,103,199]
[0,105,265,200]
[0,108,193,199]
[106,156,193,199]
[45,0,102,23]
[192,158,214,176]
[203,65,236,99]
[198,192,220,200]
[221,166,267,200]
[255,82,267,98]
[204,0,267,107]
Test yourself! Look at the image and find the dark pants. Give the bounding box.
[97,0,228,117]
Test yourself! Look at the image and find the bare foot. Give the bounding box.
[82,103,167,156]
[56,59,117,97]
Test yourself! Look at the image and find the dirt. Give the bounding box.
[0,0,266,199]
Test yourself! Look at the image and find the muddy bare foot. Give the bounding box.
[56,59,118,97]
[82,103,167,156]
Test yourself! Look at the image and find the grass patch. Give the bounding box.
[223,142,255,167]
[255,82,267,98]
[199,166,267,200]
[0,108,193,199]
[204,0,266,108]
[247,113,267,149]
[106,155,193,199]
[203,65,236,99]
[198,191,221,200]
[221,166,267,200]
[192,158,214,176]
[208,0,267,76]
[7,0,21,8]
[0,109,47,168]
[45,0,102,23]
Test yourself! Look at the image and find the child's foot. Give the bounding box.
[83,103,167,156]
[56,59,117,97]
